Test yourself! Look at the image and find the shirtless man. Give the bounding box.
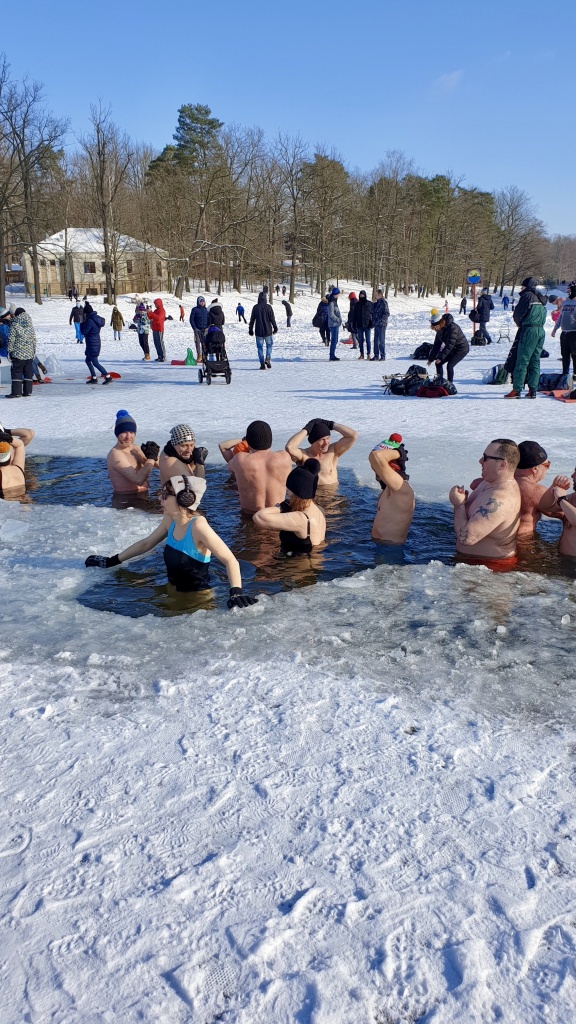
[514,440,564,537]
[537,465,576,557]
[219,419,292,513]
[106,410,158,494]
[368,433,415,544]
[449,438,521,562]
[159,424,207,484]
[285,418,358,487]
[0,425,35,500]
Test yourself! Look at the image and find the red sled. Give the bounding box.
[86,372,122,380]
[171,359,186,365]
[33,377,52,384]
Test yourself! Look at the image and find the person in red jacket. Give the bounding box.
[147,298,167,362]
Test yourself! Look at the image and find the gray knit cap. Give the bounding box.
[170,424,195,446]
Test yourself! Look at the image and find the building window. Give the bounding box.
[59,260,65,267]
[50,260,56,267]
[40,259,46,267]
[156,261,162,278]
[126,260,133,274]
[84,261,96,274]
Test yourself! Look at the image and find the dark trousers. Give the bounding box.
[86,354,108,377]
[237,313,247,323]
[479,322,492,344]
[436,349,467,383]
[10,357,34,397]
[357,327,371,357]
[138,332,150,356]
[320,322,330,346]
[152,331,165,360]
[560,331,576,375]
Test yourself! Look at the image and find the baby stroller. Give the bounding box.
[198,326,231,385]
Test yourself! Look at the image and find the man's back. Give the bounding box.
[229,449,291,512]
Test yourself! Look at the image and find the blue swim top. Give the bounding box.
[166,518,210,563]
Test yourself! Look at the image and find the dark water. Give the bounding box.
[24,456,572,617]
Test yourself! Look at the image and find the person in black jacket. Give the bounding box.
[207,299,225,328]
[352,290,373,359]
[69,300,85,343]
[249,292,278,368]
[476,288,494,343]
[281,299,292,327]
[427,310,469,383]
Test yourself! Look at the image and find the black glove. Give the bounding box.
[304,418,321,434]
[325,420,334,431]
[227,587,258,609]
[193,446,208,465]
[85,554,120,568]
[0,429,13,443]
[273,327,278,334]
[249,328,254,336]
[141,441,160,461]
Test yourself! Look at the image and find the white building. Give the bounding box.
[22,228,169,297]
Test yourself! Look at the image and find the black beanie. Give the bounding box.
[84,301,93,314]
[246,420,272,451]
[308,420,331,444]
[114,409,137,437]
[286,458,320,499]
[517,440,547,470]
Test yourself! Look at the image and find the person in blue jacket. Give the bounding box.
[236,302,247,323]
[189,296,209,359]
[476,287,495,343]
[81,303,113,384]
[502,295,510,311]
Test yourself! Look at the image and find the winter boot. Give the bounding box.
[86,377,98,384]
[526,388,537,399]
[265,358,271,368]
[260,362,266,370]
[102,375,113,385]
[504,389,521,399]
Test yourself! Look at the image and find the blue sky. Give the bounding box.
[11,0,574,234]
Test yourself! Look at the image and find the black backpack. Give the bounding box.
[471,331,487,346]
[538,372,572,392]
[412,342,433,360]
[388,364,429,396]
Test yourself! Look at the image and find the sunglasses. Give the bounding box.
[481,453,505,462]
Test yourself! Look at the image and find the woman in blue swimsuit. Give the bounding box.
[85,475,257,609]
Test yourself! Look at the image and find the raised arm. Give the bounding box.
[218,438,244,464]
[452,491,509,546]
[369,450,403,492]
[285,428,308,464]
[107,450,155,485]
[11,428,35,446]
[9,436,26,471]
[253,506,305,534]
[538,476,571,516]
[331,421,358,457]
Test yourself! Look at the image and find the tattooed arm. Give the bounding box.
[455,495,506,546]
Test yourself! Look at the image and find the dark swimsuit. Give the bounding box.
[163,518,211,591]
[278,501,313,556]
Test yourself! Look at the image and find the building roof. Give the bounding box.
[36,229,166,258]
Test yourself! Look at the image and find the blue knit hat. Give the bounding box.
[114,409,137,436]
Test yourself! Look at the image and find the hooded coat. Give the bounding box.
[249,293,278,337]
[476,293,495,323]
[513,281,547,327]
[282,299,292,316]
[352,294,373,330]
[147,298,166,332]
[372,296,390,328]
[110,308,125,330]
[207,301,225,328]
[190,296,209,331]
[429,314,469,363]
[69,303,84,325]
[8,311,37,360]
[80,310,106,357]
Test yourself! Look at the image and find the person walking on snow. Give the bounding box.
[459,295,467,314]
[179,304,185,322]
[505,278,547,399]
[189,296,209,359]
[110,306,125,341]
[236,302,247,323]
[69,300,84,343]
[371,289,389,360]
[327,288,342,361]
[6,308,37,399]
[282,299,292,327]
[502,294,510,311]
[249,291,277,368]
[476,287,495,343]
[81,303,113,385]
[147,298,167,361]
[207,298,225,329]
[133,304,151,360]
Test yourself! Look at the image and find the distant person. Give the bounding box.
[147,298,166,362]
[505,278,547,399]
[476,287,495,344]
[459,296,467,314]
[314,294,330,347]
[81,302,113,385]
[427,309,469,383]
[178,303,185,322]
[282,299,292,327]
[449,438,521,565]
[133,303,151,360]
[369,434,415,544]
[107,410,159,494]
[538,464,576,557]
[371,288,389,361]
[352,289,373,359]
[249,291,277,369]
[69,300,84,343]
[6,308,37,399]
[346,292,358,349]
[511,296,516,312]
[444,299,449,314]
[236,301,247,323]
[327,287,342,360]
[282,285,286,296]
[275,284,280,296]
[189,296,208,360]
[285,417,358,487]
[219,419,292,513]
[502,294,510,311]
[110,306,124,341]
[551,283,576,377]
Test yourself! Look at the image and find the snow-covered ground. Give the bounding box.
[1,287,576,1022]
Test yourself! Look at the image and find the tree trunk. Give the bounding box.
[0,223,6,308]
[174,276,184,299]
[30,243,42,304]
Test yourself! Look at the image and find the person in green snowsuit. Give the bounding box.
[506,278,547,399]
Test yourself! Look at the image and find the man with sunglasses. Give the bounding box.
[449,438,521,565]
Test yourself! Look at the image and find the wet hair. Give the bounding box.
[492,438,520,470]
[289,496,313,512]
